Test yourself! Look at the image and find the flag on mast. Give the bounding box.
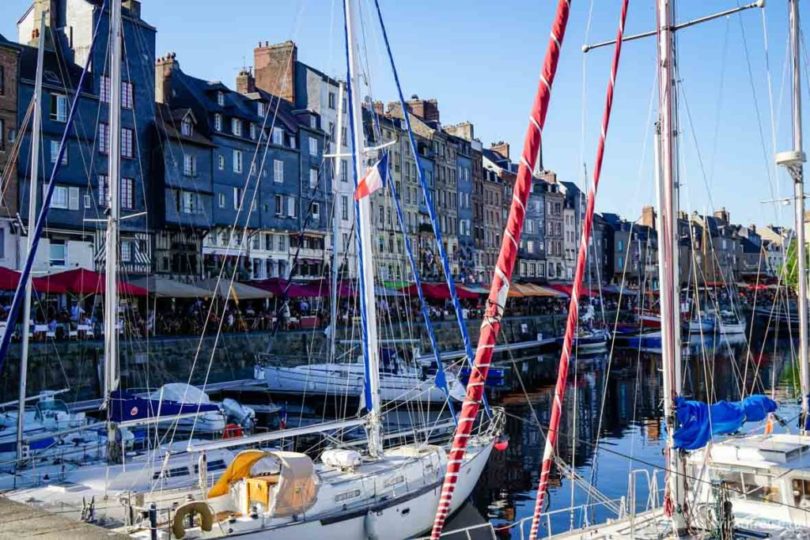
[354,153,388,201]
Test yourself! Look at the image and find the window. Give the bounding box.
[68,187,80,210]
[287,196,296,218]
[312,202,320,220]
[341,160,348,182]
[50,140,67,164]
[181,117,193,136]
[121,241,133,262]
[341,195,349,221]
[84,194,92,208]
[231,118,242,136]
[328,122,335,141]
[51,185,68,209]
[309,137,318,156]
[122,81,133,109]
[249,123,257,140]
[183,154,197,176]
[233,187,242,209]
[341,126,347,146]
[121,128,134,158]
[0,66,4,95]
[217,91,225,106]
[218,192,226,208]
[121,177,134,209]
[218,154,225,170]
[274,194,283,216]
[309,168,318,189]
[98,175,108,206]
[233,150,243,173]
[273,159,283,183]
[49,241,66,267]
[257,102,265,117]
[328,91,336,109]
[214,114,223,131]
[272,127,283,145]
[178,191,201,214]
[99,122,109,153]
[50,94,67,122]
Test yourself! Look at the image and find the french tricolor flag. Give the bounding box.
[354,153,388,201]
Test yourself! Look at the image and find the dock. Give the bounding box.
[0,497,128,539]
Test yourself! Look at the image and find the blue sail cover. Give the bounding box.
[673,394,778,450]
[109,390,219,423]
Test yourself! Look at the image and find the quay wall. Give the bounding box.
[0,313,584,402]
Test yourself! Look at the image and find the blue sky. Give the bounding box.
[2,0,808,229]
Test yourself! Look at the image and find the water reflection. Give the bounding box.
[472,337,801,538]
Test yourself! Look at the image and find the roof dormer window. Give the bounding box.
[181,116,193,137]
[257,102,266,117]
[217,91,225,106]
[214,113,223,132]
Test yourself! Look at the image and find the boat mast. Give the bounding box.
[344,0,383,457]
[656,0,687,532]
[330,82,346,362]
[103,0,122,408]
[16,12,47,466]
[778,0,808,429]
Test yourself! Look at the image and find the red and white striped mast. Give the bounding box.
[528,1,629,537]
[429,1,572,538]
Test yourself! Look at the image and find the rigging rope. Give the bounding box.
[427,0,572,537]
[370,0,489,420]
[529,2,629,537]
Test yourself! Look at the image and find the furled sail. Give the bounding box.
[673,394,778,450]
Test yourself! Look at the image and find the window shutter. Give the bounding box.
[68,187,80,210]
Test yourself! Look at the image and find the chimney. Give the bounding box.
[491,141,510,160]
[372,100,384,115]
[253,40,297,104]
[155,52,179,105]
[406,96,440,123]
[713,207,730,224]
[236,68,255,94]
[445,122,474,141]
[30,0,59,47]
[123,0,142,19]
[641,205,657,229]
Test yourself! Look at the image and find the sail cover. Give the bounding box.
[673,394,777,450]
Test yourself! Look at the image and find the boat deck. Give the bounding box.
[0,496,128,539]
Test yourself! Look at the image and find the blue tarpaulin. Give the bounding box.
[673,394,778,450]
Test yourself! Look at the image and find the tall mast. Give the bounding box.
[656,0,687,532]
[103,0,122,407]
[778,0,808,429]
[344,0,382,457]
[330,82,346,362]
[17,13,47,466]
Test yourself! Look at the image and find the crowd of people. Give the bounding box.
[0,282,788,342]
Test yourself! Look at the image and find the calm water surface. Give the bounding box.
[467,335,802,538]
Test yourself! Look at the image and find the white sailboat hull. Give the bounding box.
[256,362,467,403]
[132,439,494,540]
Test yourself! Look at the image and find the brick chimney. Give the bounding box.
[490,141,510,160]
[640,205,657,229]
[155,52,179,105]
[236,68,255,94]
[714,207,730,224]
[253,40,297,104]
[406,96,440,123]
[445,122,474,141]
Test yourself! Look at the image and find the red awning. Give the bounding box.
[547,283,596,297]
[0,266,68,294]
[399,282,478,300]
[42,268,148,296]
